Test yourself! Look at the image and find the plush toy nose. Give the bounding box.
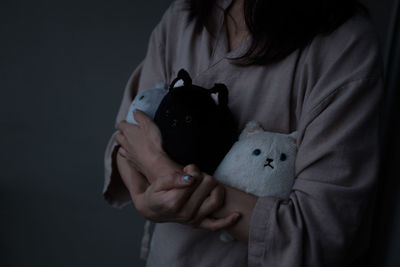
[264,158,274,169]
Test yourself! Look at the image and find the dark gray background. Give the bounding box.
[0,0,172,266]
[0,0,399,266]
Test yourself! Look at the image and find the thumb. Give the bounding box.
[183,164,202,177]
[153,171,196,191]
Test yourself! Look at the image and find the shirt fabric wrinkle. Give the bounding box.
[103,0,383,266]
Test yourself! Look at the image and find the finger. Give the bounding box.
[153,172,200,216]
[117,120,130,131]
[151,177,199,218]
[118,120,140,134]
[152,172,196,192]
[118,146,127,158]
[189,185,225,225]
[179,174,218,222]
[198,213,241,232]
[115,131,128,147]
[183,164,202,177]
[134,110,152,125]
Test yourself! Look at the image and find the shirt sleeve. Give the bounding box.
[248,16,384,266]
[103,3,173,208]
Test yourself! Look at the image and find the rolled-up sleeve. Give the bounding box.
[248,21,384,266]
[103,62,143,208]
[103,4,172,208]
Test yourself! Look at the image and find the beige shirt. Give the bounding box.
[103,0,383,266]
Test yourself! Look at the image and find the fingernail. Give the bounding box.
[182,175,193,183]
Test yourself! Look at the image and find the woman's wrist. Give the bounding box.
[212,185,258,243]
[144,150,183,183]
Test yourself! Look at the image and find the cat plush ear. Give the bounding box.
[155,82,168,89]
[169,69,192,91]
[239,121,265,140]
[209,83,228,106]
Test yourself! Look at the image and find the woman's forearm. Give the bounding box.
[130,148,258,243]
[146,152,258,243]
[145,153,258,243]
[212,185,258,243]
[143,152,184,183]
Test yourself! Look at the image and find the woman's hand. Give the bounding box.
[133,167,241,230]
[115,110,175,181]
[181,164,242,230]
[183,164,258,243]
[115,111,241,231]
[116,152,240,231]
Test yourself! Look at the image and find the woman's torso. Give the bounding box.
[144,0,380,266]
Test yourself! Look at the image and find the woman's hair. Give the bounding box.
[184,0,364,66]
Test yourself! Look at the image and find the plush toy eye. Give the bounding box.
[139,95,144,100]
[280,153,287,161]
[252,149,261,156]
[185,115,192,123]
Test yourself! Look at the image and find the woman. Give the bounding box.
[104,0,383,266]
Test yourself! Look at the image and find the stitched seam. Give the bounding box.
[297,77,379,145]
[308,76,379,120]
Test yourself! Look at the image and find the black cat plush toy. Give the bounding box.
[153,69,238,174]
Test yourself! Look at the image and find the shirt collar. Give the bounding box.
[216,0,234,11]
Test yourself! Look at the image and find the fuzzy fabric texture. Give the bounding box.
[125,85,168,125]
[214,121,297,242]
[125,69,237,175]
[154,69,237,174]
[213,121,297,198]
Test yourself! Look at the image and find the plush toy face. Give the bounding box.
[154,69,237,174]
[125,87,168,125]
[156,85,209,135]
[213,121,297,198]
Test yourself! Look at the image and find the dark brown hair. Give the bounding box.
[184,0,365,65]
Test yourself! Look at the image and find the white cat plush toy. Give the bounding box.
[213,121,297,241]
[125,84,168,124]
[214,121,297,198]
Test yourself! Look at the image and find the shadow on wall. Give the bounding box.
[361,0,400,266]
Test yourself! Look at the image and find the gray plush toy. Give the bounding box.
[125,84,168,124]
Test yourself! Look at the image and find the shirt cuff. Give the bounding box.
[103,131,132,209]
